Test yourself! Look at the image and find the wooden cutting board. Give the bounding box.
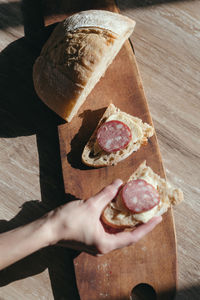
[57,0,177,299]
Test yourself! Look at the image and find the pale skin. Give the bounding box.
[0,179,162,270]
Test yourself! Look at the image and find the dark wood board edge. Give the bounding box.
[55,0,178,299]
[58,40,178,299]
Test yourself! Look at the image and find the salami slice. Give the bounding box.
[97,120,132,153]
[122,179,160,213]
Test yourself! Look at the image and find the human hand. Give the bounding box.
[0,180,162,270]
[48,179,162,255]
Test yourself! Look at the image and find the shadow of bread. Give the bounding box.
[67,107,106,170]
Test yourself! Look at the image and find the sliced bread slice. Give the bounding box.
[82,104,154,167]
[102,161,184,229]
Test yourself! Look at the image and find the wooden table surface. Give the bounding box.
[0,0,199,299]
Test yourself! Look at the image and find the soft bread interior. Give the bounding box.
[102,161,183,229]
[82,104,154,167]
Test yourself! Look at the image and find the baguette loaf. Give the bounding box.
[82,104,154,167]
[102,161,183,229]
[33,10,136,122]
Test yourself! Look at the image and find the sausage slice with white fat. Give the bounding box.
[97,120,132,153]
[122,179,160,213]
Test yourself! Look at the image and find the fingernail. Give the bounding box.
[113,179,123,188]
[154,216,162,224]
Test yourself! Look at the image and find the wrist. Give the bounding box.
[0,215,55,270]
[44,208,73,246]
[34,214,56,248]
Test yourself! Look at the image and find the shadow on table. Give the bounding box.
[0,0,197,300]
[174,285,200,300]
[0,0,189,31]
[117,0,186,9]
[0,0,97,31]
[130,284,200,300]
[0,1,22,30]
[0,1,115,298]
[0,31,81,300]
[0,1,82,298]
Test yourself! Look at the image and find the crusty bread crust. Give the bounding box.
[33,10,135,122]
[82,104,154,167]
[63,10,136,36]
[101,161,184,229]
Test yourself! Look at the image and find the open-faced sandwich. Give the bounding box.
[82,104,154,167]
[101,161,183,229]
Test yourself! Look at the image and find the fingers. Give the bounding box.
[101,216,162,252]
[88,179,123,213]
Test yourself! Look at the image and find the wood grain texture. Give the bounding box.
[58,12,178,298]
[117,1,200,299]
[0,0,199,299]
[57,1,177,299]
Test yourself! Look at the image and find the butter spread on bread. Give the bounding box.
[33,10,136,122]
[82,104,154,167]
